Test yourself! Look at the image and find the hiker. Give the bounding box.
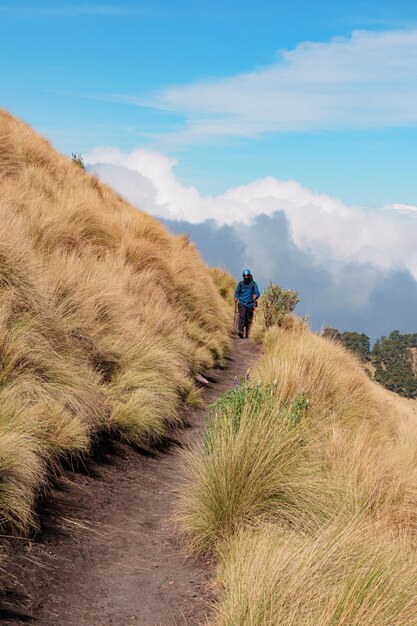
[234,269,260,338]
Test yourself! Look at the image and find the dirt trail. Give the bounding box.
[2,337,258,626]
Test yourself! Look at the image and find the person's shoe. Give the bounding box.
[238,331,244,338]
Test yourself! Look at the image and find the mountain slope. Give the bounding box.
[0,109,231,534]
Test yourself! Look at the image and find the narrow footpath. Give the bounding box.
[3,337,259,626]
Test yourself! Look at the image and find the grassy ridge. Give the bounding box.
[178,321,417,624]
[0,110,231,533]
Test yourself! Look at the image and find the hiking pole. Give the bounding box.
[233,300,238,335]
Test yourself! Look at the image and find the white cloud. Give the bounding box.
[388,203,417,215]
[114,28,417,142]
[85,146,417,282]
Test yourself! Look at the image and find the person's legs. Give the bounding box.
[238,303,246,337]
[245,306,254,337]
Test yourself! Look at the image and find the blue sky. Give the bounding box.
[2,0,417,204]
[1,0,417,337]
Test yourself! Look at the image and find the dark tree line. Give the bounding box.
[322,328,371,362]
[322,328,417,399]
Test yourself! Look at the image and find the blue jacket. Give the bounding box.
[235,279,260,308]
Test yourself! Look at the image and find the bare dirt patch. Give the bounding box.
[2,337,259,626]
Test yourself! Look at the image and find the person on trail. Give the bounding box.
[234,269,260,339]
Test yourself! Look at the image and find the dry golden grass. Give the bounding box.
[0,109,231,533]
[177,392,329,554]
[178,321,417,624]
[209,267,236,306]
[214,520,417,626]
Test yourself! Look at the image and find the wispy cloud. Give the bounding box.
[105,28,417,143]
[0,4,155,17]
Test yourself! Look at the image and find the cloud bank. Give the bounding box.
[85,147,417,340]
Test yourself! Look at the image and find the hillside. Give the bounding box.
[178,315,417,624]
[0,109,231,535]
[3,109,417,625]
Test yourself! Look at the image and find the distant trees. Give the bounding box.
[372,331,417,398]
[323,327,417,399]
[322,328,370,362]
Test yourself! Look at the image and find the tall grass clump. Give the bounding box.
[214,521,417,626]
[209,267,236,305]
[178,316,417,624]
[0,109,231,534]
[178,377,328,554]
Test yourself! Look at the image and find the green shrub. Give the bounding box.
[204,377,309,452]
[204,376,276,451]
[289,390,309,424]
[262,282,299,329]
